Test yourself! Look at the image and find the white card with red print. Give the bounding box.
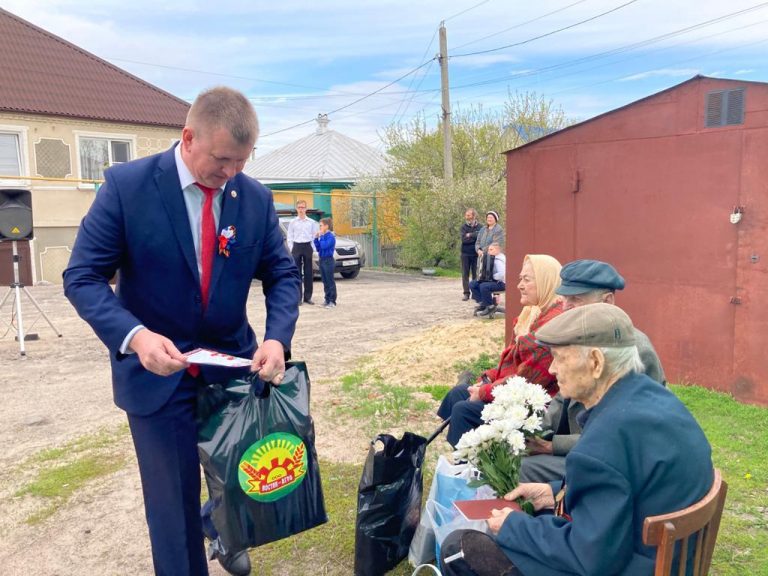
[184,348,252,368]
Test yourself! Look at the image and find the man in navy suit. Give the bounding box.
[64,87,300,576]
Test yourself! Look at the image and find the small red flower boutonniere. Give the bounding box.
[218,225,236,257]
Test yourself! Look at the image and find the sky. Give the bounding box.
[3,0,767,154]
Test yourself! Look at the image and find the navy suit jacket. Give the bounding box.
[64,146,300,416]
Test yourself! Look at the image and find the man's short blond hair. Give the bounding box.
[186,86,259,146]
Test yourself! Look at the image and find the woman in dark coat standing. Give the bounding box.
[460,208,481,301]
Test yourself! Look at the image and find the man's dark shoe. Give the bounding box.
[462,294,470,301]
[217,549,251,576]
[474,305,485,312]
[304,299,315,305]
[208,538,251,576]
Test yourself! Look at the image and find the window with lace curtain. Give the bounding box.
[78,135,132,181]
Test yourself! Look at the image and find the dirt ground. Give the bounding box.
[0,270,505,575]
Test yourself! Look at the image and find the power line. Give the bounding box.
[452,0,641,58]
[449,2,768,91]
[444,0,494,22]
[260,59,435,138]
[452,0,589,51]
[105,57,360,96]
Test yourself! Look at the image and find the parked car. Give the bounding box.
[278,215,365,279]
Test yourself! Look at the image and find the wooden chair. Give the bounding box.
[642,469,728,576]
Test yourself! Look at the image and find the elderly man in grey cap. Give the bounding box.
[520,259,665,483]
[439,304,713,576]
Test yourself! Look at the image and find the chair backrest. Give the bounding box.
[642,469,728,576]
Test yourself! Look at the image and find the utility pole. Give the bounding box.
[438,21,453,183]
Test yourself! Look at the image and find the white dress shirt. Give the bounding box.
[286,216,318,251]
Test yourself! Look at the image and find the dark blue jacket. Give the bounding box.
[63,146,301,416]
[497,371,713,575]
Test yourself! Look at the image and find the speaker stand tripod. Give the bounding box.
[0,240,62,355]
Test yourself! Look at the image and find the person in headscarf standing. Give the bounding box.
[475,210,504,259]
[438,254,564,447]
[460,208,481,301]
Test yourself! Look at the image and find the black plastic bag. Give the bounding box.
[354,432,428,576]
[197,361,327,553]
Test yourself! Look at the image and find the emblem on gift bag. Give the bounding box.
[238,432,308,502]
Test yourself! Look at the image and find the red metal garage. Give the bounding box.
[504,75,768,405]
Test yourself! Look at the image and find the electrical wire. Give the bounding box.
[452,0,590,51]
[443,0,494,22]
[449,2,768,91]
[260,59,436,138]
[452,0,641,57]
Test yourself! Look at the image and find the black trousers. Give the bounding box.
[292,242,314,302]
[440,530,521,576]
[461,253,478,296]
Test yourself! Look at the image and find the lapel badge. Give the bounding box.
[231,190,238,198]
[218,225,237,257]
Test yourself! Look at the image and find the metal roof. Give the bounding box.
[245,115,389,183]
[0,7,189,128]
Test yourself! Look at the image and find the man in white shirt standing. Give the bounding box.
[287,199,319,305]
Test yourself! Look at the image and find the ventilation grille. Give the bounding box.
[705,89,745,128]
[35,138,72,178]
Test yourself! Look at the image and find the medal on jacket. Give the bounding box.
[218,225,236,257]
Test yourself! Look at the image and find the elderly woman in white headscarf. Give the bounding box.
[438,254,564,447]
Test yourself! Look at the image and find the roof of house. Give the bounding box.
[0,7,189,128]
[504,75,768,155]
[245,115,389,183]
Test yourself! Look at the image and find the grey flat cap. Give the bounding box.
[556,259,626,296]
[536,303,636,347]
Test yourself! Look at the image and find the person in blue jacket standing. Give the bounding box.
[314,217,337,308]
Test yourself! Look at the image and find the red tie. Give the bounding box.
[197,183,217,309]
[188,183,217,379]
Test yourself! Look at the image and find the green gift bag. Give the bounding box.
[198,361,327,553]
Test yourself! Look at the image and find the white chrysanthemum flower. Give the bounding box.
[522,414,542,433]
[504,429,527,455]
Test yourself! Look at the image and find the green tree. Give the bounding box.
[383,92,568,268]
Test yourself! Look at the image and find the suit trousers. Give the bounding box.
[292,242,314,302]
[127,375,208,576]
[469,280,505,307]
[437,382,485,447]
[460,253,478,296]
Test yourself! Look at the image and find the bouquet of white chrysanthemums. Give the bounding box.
[453,376,552,514]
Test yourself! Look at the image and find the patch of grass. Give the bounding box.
[340,369,367,393]
[672,384,768,575]
[451,352,497,378]
[15,455,124,501]
[31,425,128,463]
[13,425,130,525]
[421,383,452,402]
[432,267,461,278]
[336,367,418,425]
[247,460,415,575]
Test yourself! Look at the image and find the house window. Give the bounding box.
[0,132,22,176]
[705,89,745,128]
[78,136,132,181]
